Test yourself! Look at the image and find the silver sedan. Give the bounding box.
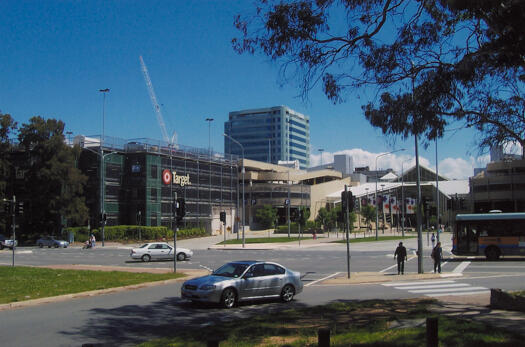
[181,260,303,308]
[129,242,193,262]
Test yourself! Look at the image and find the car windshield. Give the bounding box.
[212,263,249,278]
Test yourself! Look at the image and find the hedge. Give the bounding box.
[275,222,323,234]
[64,225,207,242]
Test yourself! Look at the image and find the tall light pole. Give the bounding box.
[435,138,440,242]
[223,133,245,248]
[375,149,405,240]
[318,148,324,167]
[411,61,424,274]
[206,118,214,217]
[401,159,412,238]
[99,88,109,247]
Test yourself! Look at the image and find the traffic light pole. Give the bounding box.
[344,186,351,279]
[11,195,16,267]
[173,192,177,274]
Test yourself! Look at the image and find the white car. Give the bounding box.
[130,242,193,262]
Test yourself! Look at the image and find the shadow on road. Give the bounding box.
[60,296,307,346]
[445,257,525,262]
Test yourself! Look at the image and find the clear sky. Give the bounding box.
[1,1,494,179]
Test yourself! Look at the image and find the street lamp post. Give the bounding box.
[435,138,440,242]
[206,118,214,220]
[99,88,109,247]
[401,159,412,238]
[375,149,405,240]
[223,134,245,248]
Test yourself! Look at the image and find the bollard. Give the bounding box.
[318,328,330,347]
[207,340,220,347]
[426,317,438,347]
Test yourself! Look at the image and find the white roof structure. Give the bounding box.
[327,179,470,203]
[380,172,398,181]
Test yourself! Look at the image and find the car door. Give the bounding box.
[263,264,286,296]
[239,264,267,299]
[159,244,172,259]
[147,244,160,259]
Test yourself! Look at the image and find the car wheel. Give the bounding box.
[38,243,43,248]
[177,252,186,261]
[280,284,295,303]
[485,246,501,261]
[0,244,4,250]
[221,288,237,309]
[141,254,151,262]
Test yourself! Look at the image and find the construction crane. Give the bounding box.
[139,55,177,145]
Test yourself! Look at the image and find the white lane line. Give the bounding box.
[409,286,488,294]
[383,280,455,287]
[428,290,491,297]
[453,261,471,273]
[380,256,417,273]
[396,283,470,290]
[305,272,341,287]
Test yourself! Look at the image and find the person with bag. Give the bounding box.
[394,242,407,275]
[432,241,443,273]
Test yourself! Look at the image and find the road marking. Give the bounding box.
[380,256,417,273]
[304,272,341,287]
[452,261,470,273]
[383,279,489,297]
[383,280,455,287]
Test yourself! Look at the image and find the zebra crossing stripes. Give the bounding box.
[382,280,490,297]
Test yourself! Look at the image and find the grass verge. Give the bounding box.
[218,237,311,245]
[333,235,416,244]
[0,266,185,304]
[138,298,523,346]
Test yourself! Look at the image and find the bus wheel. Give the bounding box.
[485,246,500,261]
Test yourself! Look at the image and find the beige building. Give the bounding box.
[470,159,525,213]
[241,159,351,228]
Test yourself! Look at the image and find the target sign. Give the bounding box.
[162,169,172,185]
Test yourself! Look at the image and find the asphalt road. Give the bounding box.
[1,237,524,346]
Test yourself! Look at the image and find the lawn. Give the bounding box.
[333,235,417,244]
[0,266,185,304]
[138,298,523,346]
[218,236,311,245]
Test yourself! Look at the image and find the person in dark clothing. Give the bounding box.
[394,242,408,275]
[432,241,443,273]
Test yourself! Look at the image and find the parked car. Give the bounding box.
[36,236,69,248]
[181,260,303,308]
[129,242,193,262]
[0,234,17,250]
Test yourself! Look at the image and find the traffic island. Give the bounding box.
[322,271,446,285]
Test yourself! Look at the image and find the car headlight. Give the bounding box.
[199,284,216,290]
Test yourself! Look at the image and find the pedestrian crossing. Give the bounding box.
[382,280,490,297]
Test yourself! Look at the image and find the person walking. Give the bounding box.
[431,233,436,248]
[432,241,443,273]
[394,242,407,275]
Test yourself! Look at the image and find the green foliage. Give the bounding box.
[65,225,206,242]
[361,204,376,229]
[255,204,277,229]
[315,207,329,231]
[234,1,525,155]
[0,266,184,304]
[15,116,88,238]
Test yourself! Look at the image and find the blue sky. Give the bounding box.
[0,1,491,179]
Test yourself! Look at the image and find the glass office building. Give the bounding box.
[224,106,310,169]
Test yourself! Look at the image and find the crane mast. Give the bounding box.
[139,56,176,145]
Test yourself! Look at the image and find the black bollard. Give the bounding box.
[318,327,330,347]
[426,317,438,347]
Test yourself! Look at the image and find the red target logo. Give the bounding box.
[162,169,172,185]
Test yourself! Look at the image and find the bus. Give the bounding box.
[452,212,525,260]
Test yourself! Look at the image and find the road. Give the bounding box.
[0,235,524,346]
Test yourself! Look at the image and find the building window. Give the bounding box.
[150,165,157,179]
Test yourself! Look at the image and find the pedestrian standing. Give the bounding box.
[432,241,443,273]
[394,242,407,275]
[90,234,96,249]
[431,233,436,248]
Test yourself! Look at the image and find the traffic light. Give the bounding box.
[15,202,24,215]
[337,210,343,223]
[102,213,107,223]
[220,211,226,223]
[176,198,186,221]
[348,192,354,212]
[3,201,11,215]
[341,191,348,211]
